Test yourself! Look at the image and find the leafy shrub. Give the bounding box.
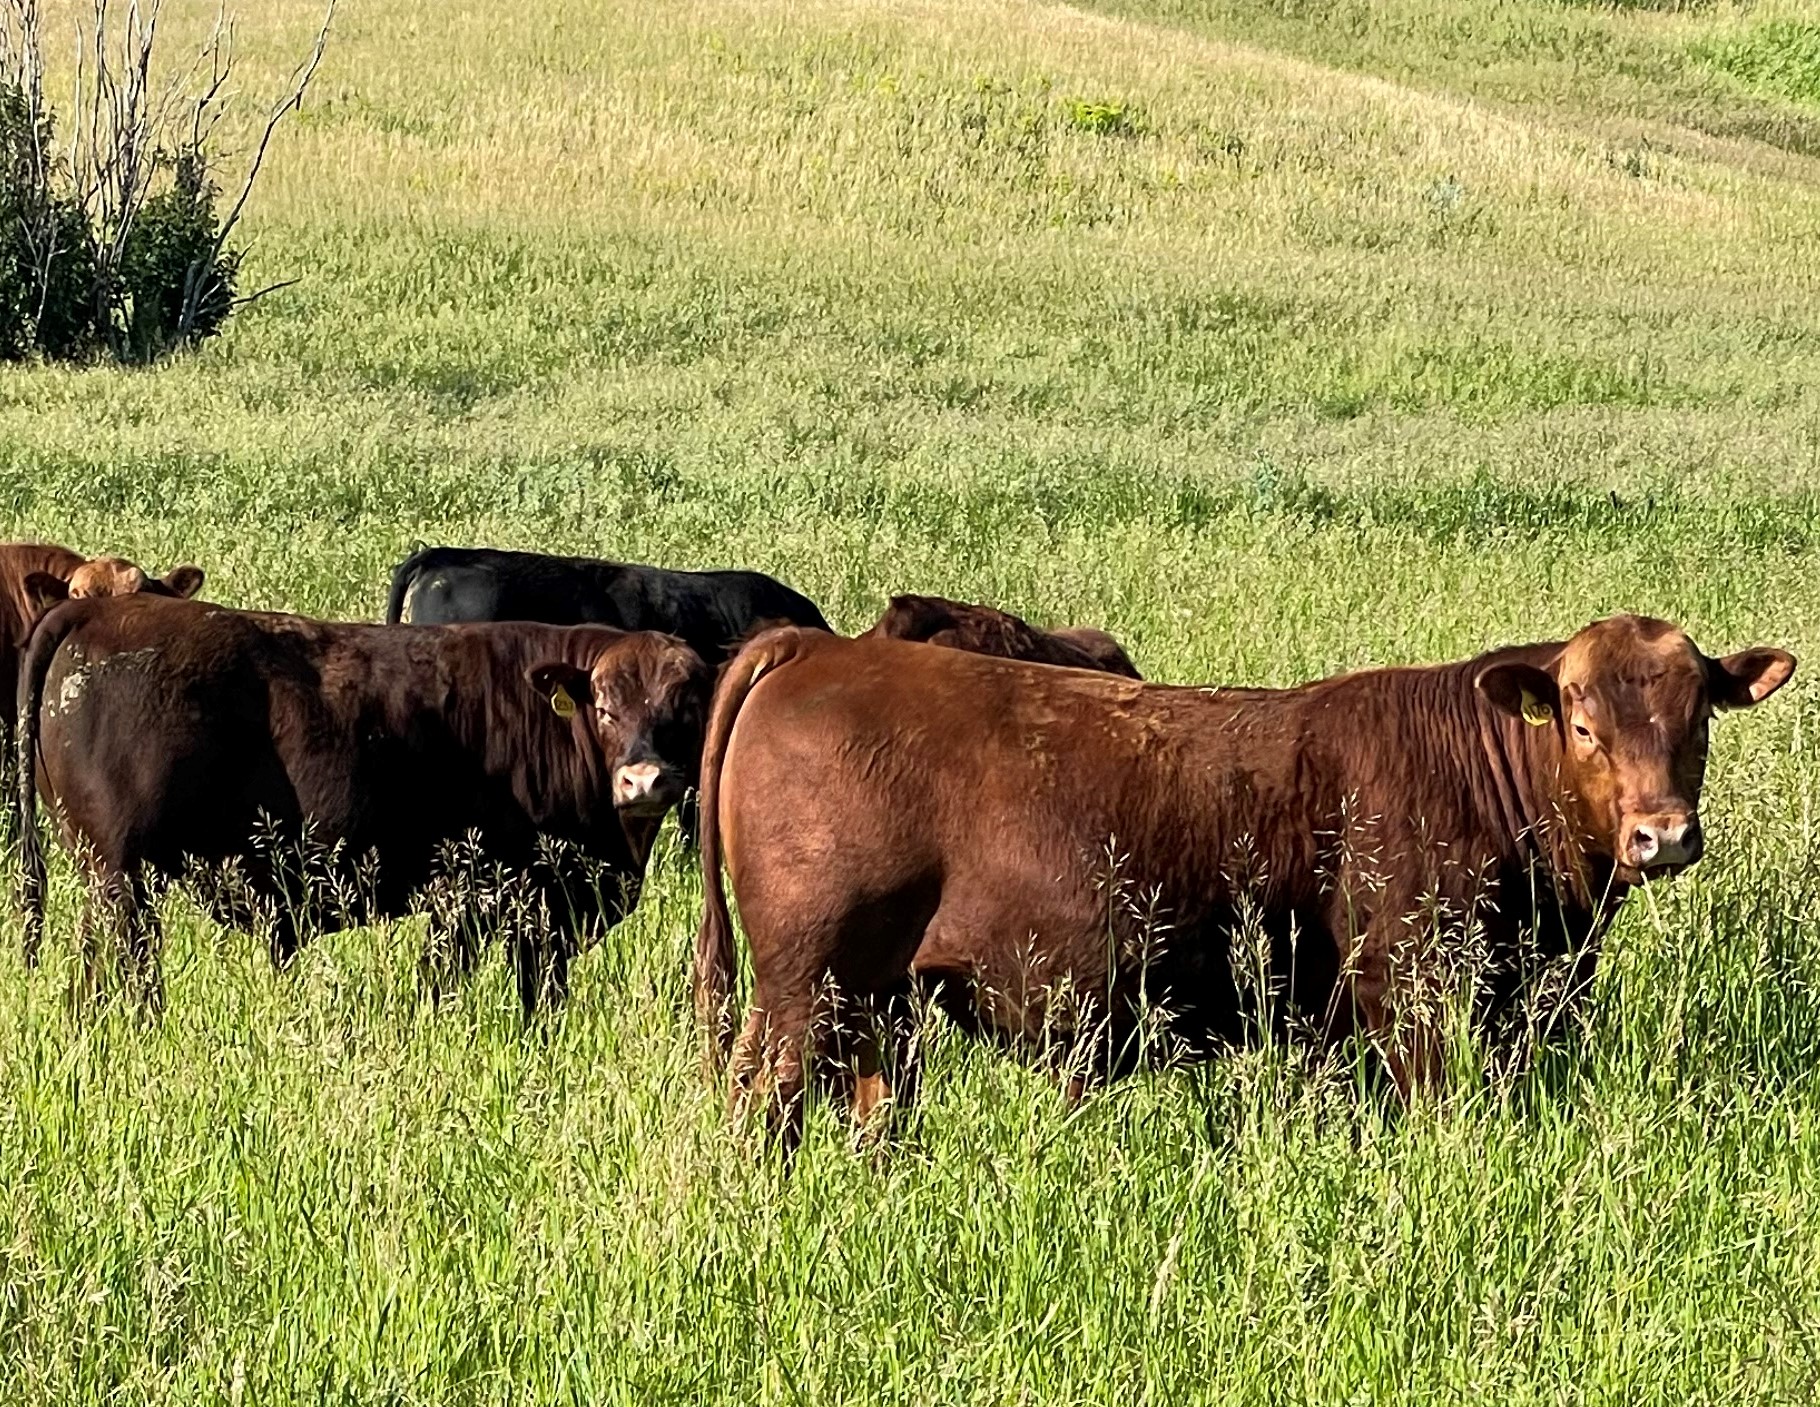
[0,79,242,365]
[1,83,243,364]
[1065,98,1147,138]
[0,83,97,360]
[0,2,331,365]
[118,149,241,363]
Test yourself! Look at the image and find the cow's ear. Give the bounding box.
[1709,648,1795,710]
[22,572,70,616]
[526,662,592,721]
[162,564,205,598]
[1476,661,1561,726]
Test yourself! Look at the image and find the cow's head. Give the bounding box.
[24,558,205,616]
[1476,614,1794,883]
[528,634,713,819]
[866,594,960,643]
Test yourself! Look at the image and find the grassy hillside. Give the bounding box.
[1085,0,1820,155]
[4,0,1820,1400]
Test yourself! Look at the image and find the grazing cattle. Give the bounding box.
[864,594,1142,678]
[385,545,831,664]
[0,543,204,825]
[16,595,711,1010]
[694,617,1793,1148]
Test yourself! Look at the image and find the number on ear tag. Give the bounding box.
[1520,692,1551,728]
[550,686,577,719]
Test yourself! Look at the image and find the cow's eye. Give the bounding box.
[1573,722,1594,743]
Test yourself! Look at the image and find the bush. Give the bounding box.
[0,81,244,365]
[0,2,332,366]
[118,149,242,363]
[1065,98,1147,138]
[1694,22,1820,107]
[0,83,97,360]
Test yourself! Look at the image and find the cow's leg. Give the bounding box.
[732,985,816,1154]
[417,901,491,1005]
[122,872,164,1015]
[837,983,920,1142]
[763,999,814,1155]
[417,912,463,1005]
[266,907,304,970]
[512,929,541,1019]
[0,704,15,852]
[86,865,162,1013]
[675,789,701,850]
[731,869,932,1151]
[727,1006,767,1123]
[419,878,500,1002]
[545,939,572,1010]
[73,882,104,1007]
[1348,949,1442,1103]
[221,850,303,970]
[510,927,572,1020]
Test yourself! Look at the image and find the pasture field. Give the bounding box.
[5,0,1820,1400]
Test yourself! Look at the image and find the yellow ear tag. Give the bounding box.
[550,686,577,720]
[1520,692,1551,728]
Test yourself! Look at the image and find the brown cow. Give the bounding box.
[0,543,204,816]
[16,594,711,1009]
[863,594,1141,678]
[694,616,1793,1147]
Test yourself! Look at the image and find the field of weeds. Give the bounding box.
[4,0,1820,1400]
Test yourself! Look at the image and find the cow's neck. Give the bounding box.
[1473,681,1624,921]
[444,630,613,836]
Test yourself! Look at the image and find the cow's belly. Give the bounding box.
[908,872,1255,1051]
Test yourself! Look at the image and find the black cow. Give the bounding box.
[385,546,832,665]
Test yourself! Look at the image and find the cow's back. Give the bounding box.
[32,599,294,872]
[867,595,1138,678]
[1049,627,1142,679]
[30,599,548,899]
[397,548,591,627]
[392,547,829,658]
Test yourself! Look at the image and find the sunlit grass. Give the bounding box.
[3,0,1820,1400]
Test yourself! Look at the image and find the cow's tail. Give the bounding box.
[16,604,81,965]
[693,627,810,1074]
[384,546,433,624]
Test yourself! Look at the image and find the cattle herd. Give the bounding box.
[1,538,1798,1149]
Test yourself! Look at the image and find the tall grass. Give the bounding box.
[2,0,1820,1399]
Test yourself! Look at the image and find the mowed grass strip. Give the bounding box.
[3,0,1820,1401]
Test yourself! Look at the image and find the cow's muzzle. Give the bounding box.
[1621,811,1703,877]
[613,761,684,817]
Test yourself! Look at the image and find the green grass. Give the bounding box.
[4,0,1820,1399]
[1696,20,1820,107]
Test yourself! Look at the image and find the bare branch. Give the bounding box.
[212,0,333,258]
[186,6,232,155]
[3,0,68,339]
[230,276,298,308]
[180,0,335,339]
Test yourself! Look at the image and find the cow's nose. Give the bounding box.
[1628,813,1702,871]
[614,762,663,808]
